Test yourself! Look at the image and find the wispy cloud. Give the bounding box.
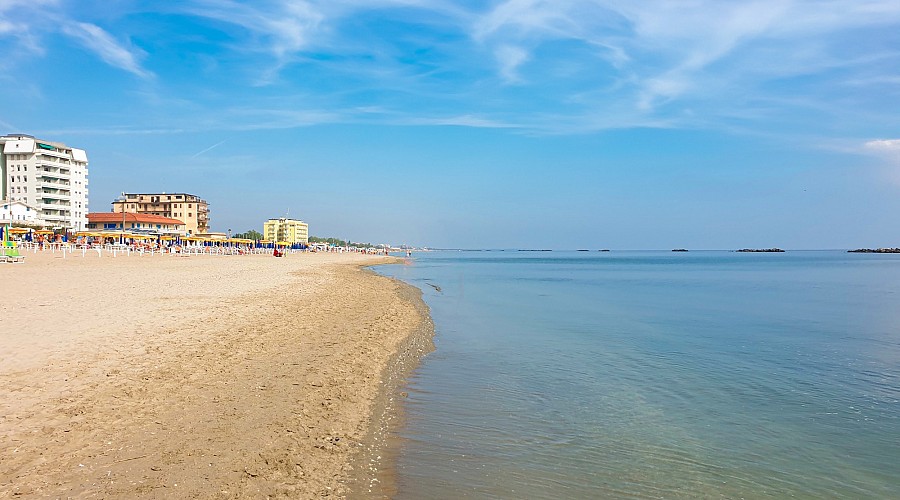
[180,0,325,61]
[5,1,900,137]
[407,114,518,129]
[863,139,900,186]
[62,22,153,78]
[0,0,58,56]
[865,139,900,151]
[864,139,900,165]
[464,0,900,130]
[190,139,227,158]
[495,45,529,83]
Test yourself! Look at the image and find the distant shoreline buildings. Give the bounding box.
[1,133,322,246]
[0,134,89,231]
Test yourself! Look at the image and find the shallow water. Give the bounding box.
[376,251,900,499]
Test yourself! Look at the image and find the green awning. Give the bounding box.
[37,143,55,150]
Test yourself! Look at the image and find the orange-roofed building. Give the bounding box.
[86,212,186,235]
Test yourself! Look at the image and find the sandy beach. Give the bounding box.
[0,250,432,498]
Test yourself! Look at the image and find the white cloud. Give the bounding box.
[7,1,900,137]
[182,0,325,59]
[0,0,58,55]
[865,139,900,151]
[495,45,529,83]
[408,114,517,129]
[862,139,900,187]
[62,23,153,78]
[462,0,900,128]
[863,139,900,186]
[864,139,900,165]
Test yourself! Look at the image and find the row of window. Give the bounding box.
[100,222,171,229]
[38,154,72,165]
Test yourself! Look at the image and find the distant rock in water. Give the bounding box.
[735,248,785,253]
[598,249,611,252]
[577,249,589,252]
[672,249,689,252]
[848,248,900,253]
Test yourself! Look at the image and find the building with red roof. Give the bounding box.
[86,212,186,235]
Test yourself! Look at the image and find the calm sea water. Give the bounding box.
[375,251,900,499]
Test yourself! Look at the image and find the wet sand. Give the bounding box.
[0,250,432,498]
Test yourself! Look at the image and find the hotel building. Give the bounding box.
[263,218,309,245]
[112,192,209,235]
[0,134,89,230]
[86,212,186,235]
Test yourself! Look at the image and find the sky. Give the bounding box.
[1,0,899,249]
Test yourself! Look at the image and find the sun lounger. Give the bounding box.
[3,246,25,263]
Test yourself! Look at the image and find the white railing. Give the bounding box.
[14,241,286,258]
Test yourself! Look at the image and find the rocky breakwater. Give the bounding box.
[848,248,900,253]
[736,248,785,252]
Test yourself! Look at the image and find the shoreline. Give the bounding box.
[346,266,435,498]
[0,251,434,498]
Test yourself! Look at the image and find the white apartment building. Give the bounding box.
[0,134,89,231]
[0,200,40,225]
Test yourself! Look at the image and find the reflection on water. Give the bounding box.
[377,252,900,499]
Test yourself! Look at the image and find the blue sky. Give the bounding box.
[1,0,899,249]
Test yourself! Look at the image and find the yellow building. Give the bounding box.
[263,218,309,245]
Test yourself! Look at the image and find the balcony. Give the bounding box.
[40,180,70,188]
[42,192,72,200]
[41,200,72,210]
[38,169,70,180]
[41,212,71,221]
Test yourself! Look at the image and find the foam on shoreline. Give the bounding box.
[346,266,435,498]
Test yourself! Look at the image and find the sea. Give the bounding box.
[374,250,900,499]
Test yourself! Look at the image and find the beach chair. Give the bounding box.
[3,244,25,263]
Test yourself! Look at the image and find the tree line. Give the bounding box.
[232,230,375,248]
